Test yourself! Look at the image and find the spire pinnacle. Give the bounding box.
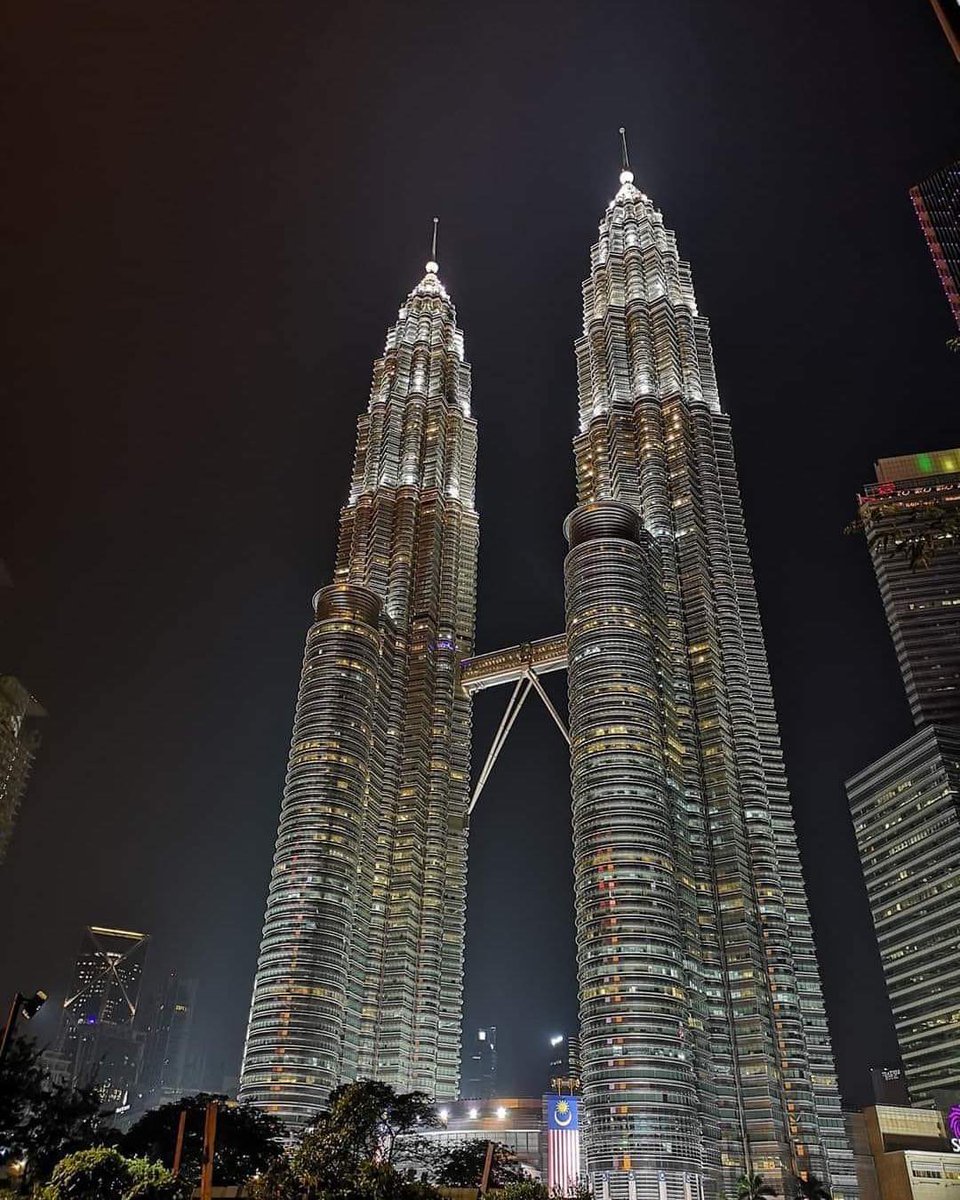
[426,217,439,275]
[618,127,634,186]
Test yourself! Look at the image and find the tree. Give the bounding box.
[736,1174,777,1200]
[44,1147,133,1199]
[293,1080,439,1196]
[246,1155,303,1200]
[124,1156,188,1199]
[0,1036,104,1184]
[432,1140,526,1189]
[122,1094,283,1185]
[795,1175,832,1200]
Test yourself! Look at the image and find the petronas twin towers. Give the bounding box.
[239,153,857,1200]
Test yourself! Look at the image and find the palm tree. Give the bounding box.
[795,1174,832,1200]
[736,1173,777,1200]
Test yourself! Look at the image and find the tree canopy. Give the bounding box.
[122,1093,284,1185]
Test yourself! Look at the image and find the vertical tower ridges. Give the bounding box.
[566,153,855,1200]
[240,256,478,1124]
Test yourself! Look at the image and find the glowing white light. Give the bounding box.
[496,1106,507,1119]
[425,260,439,274]
[620,169,634,185]
[468,1107,478,1119]
[550,1035,564,1046]
[438,1108,449,1121]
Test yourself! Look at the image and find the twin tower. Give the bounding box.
[238,162,858,1200]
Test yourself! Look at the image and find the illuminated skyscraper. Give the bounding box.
[239,244,478,1125]
[910,161,960,334]
[563,148,855,1200]
[0,675,44,864]
[847,450,960,1105]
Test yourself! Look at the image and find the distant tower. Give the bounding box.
[0,675,44,863]
[910,162,960,334]
[59,926,149,1109]
[564,142,856,1200]
[465,1026,498,1098]
[847,449,960,1105]
[139,972,198,1099]
[240,242,479,1125]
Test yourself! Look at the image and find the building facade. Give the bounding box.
[910,163,960,335]
[239,255,479,1125]
[0,675,44,863]
[138,971,197,1099]
[848,727,960,1104]
[857,451,960,726]
[563,164,855,1200]
[848,449,960,1106]
[59,926,149,1109]
[464,1026,498,1099]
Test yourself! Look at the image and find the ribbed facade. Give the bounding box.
[0,675,43,864]
[858,451,960,728]
[909,162,960,334]
[239,261,478,1125]
[847,726,960,1105]
[564,170,855,1200]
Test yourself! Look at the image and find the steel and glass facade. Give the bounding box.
[910,162,960,333]
[858,451,960,727]
[847,727,960,1105]
[239,260,478,1125]
[564,170,855,1200]
[0,675,43,864]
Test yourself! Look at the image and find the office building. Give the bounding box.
[465,1027,498,1099]
[845,1106,960,1200]
[240,248,479,1124]
[871,1068,911,1108]
[59,926,149,1109]
[856,451,960,726]
[138,972,197,1099]
[412,1097,547,1180]
[848,728,960,1104]
[548,1033,581,1094]
[561,153,854,1200]
[910,162,960,334]
[0,675,44,863]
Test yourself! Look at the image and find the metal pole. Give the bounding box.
[171,1108,187,1177]
[0,993,24,1065]
[200,1099,218,1200]
[479,1140,495,1195]
[469,676,532,815]
[525,669,570,744]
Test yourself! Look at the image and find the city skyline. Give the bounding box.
[2,0,959,1112]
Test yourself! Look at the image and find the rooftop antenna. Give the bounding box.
[426,217,439,272]
[618,127,634,185]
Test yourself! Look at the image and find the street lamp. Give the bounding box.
[0,990,48,1064]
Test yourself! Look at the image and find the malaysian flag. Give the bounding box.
[546,1093,581,1196]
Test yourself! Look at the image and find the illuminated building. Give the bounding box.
[59,926,149,1109]
[910,162,960,334]
[239,243,478,1125]
[856,451,960,727]
[465,1026,498,1099]
[548,1033,581,1094]
[562,148,855,1200]
[848,728,960,1105]
[0,675,44,864]
[843,1106,960,1200]
[410,1097,548,1180]
[847,450,960,1105]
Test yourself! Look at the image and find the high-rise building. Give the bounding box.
[910,162,960,335]
[856,451,960,726]
[0,675,44,863]
[548,1033,581,1095]
[464,1026,498,1099]
[239,250,479,1125]
[59,926,149,1108]
[562,158,855,1200]
[138,971,197,1099]
[847,450,960,1106]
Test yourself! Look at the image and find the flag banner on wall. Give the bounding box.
[546,1094,581,1196]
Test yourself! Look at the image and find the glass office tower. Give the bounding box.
[239,256,478,1126]
[910,162,960,333]
[564,164,856,1200]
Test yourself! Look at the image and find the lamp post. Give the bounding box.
[0,991,47,1065]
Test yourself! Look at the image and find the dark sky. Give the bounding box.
[2,0,959,1107]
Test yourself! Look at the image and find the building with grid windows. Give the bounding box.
[848,450,960,1106]
[910,161,960,334]
[239,252,478,1125]
[561,155,855,1200]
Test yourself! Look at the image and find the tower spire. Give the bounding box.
[618,126,634,186]
[426,216,439,274]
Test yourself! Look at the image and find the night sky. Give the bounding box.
[2,0,959,1107]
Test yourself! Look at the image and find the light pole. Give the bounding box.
[0,990,47,1065]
